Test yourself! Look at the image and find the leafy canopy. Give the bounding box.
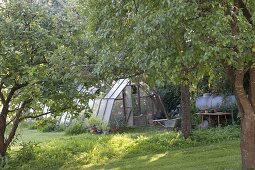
[0,0,93,121]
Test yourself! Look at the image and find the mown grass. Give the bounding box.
[16,128,66,143]
[7,125,241,170]
[88,140,240,170]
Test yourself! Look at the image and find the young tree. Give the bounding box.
[0,0,93,161]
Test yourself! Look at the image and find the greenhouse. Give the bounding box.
[88,79,165,127]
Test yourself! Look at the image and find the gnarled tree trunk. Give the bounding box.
[227,0,255,168]
[233,69,255,169]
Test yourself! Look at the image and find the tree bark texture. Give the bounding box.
[180,80,191,139]
[0,96,29,158]
[234,69,255,170]
[228,0,255,168]
[0,114,7,157]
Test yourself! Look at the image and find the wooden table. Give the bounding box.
[196,112,232,126]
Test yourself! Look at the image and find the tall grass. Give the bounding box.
[8,125,240,170]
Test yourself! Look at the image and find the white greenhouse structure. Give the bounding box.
[88,79,165,127]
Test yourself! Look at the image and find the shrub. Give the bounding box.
[87,116,102,128]
[54,124,66,132]
[29,118,57,132]
[15,142,39,163]
[190,125,240,144]
[8,125,240,169]
[19,121,34,129]
[0,155,9,169]
[65,121,87,135]
[86,115,111,134]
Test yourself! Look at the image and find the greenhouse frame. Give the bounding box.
[88,79,165,127]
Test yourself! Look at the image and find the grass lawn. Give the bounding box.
[16,129,66,143]
[8,126,241,170]
[88,140,240,170]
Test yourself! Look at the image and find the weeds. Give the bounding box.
[8,125,240,170]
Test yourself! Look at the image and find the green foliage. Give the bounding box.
[190,125,240,144]
[0,0,96,155]
[84,0,208,86]
[8,125,240,169]
[18,121,33,129]
[100,122,110,131]
[0,155,9,169]
[15,142,39,163]
[157,84,180,112]
[87,115,103,128]
[29,118,57,132]
[65,121,87,135]
[127,125,240,154]
[54,124,66,132]
[86,115,110,132]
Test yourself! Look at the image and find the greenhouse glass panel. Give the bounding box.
[92,99,101,115]
[97,99,107,119]
[103,99,114,123]
[105,79,125,98]
[111,79,129,98]
[88,99,94,109]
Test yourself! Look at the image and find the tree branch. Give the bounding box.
[249,68,255,111]
[0,83,5,103]
[221,60,235,84]
[115,70,144,80]
[5,83,28,105]
[6,118,15,126]
[6,108,20,126]
[5,99,31,146]
[234,68,253,118]
[19,111,52,121]
[221,61,245,115]
[181,63,199,72]
[238,0,253,25]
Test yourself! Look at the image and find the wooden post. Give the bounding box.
[122,88,127,122]
[137,83,142,116]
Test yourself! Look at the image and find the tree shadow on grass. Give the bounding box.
[86,139,241,170]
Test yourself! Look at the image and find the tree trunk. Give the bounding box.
[227,0,255,168]
[234,69,255,170]
[0,114,7,157]
[240,113,255,170]
[0,100,28,159]
[180,81,191,139]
